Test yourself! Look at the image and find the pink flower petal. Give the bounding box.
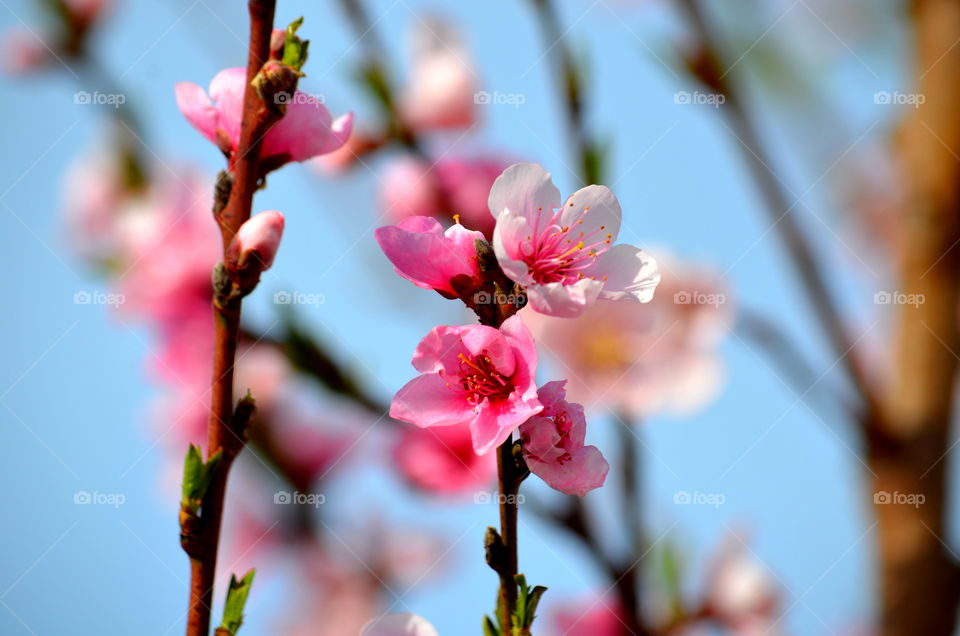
[174,82,219,144]
[374,216,484,297]
[390,373,477,428]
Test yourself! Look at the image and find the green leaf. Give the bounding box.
[483,615,500,636]
[180,445,222,514]
[282,17,309,72]
[181,444,203,503]
[512,573,548,633]
[219,569,256,635]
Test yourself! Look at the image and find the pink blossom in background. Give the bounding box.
[1,29,51,75]
[379,156,509,237]
[390,315,541,455]
[362,613,440,636]
[281,555,380,636]
[551,595,625,636]
[379,157,445,225]
[489,163,660,317]
[374,215,485,298]
[112,167,219,326]
[704,535,780,634]
[311,129,383,173]
[519,381,608,496]
[61,146,133,264]
[175,67,353,168]
[523,254,730,417]
[393,423,497,495]
[226,209,285,272]
[399,17,476,132]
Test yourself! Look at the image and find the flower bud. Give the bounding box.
[226,210,285,278]
[252,60,300,112]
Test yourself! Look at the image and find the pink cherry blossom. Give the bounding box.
[523,254,730,417]
[226,209,285,272]
[374,215,485,299]
[362,613,440,636]
[1,29,51,75]
[704,535,780,634]
[489,163,659,317]
[379,156,510,238]
[390,315,541,455]
[551,595,625,636]
[111,167,219,327]
[61,147,132,264]
[399,17,476,132]
[393,423,497,495]
[519,381,608,496]
[175,67,353,168]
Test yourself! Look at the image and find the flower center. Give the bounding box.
[519,205,612,285]
[443,352,513,404]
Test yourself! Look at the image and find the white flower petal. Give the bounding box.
[487,163,560,222]
[590,244,660,302]
[526,279,603,318]
[362,613,440,636]
[560,184,622,243]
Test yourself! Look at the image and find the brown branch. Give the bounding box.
[184,2,277,635]
[870,0,960,633]
[528,0,600,186]
[676,0,879,423]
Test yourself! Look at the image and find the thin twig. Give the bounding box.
[184,2,277,634]
[675,0,878,424]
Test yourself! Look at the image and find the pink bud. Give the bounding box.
[227,210,285,273]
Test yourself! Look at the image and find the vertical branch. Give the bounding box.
[496,440,521,628]
[184,2,277,635]
[676,0,877,418]
[528,0,600,186]
[616,419,646,635]
[871,0,960,633]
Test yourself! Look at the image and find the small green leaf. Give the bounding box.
[181,444,203,503]
[219,569,256,635]
[282,17,309,72]
[180,445,222,514]
[483,615,500,636]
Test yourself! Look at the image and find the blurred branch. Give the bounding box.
[868,0,960,633]
[735,307,856,426]
[240,320,388,417]
[527,0,603,185]
[332,0,422,152]
[676,0,879,425]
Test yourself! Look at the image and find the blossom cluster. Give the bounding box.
[376,162,661,496]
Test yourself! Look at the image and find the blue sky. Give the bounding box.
[0,0,923,634]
